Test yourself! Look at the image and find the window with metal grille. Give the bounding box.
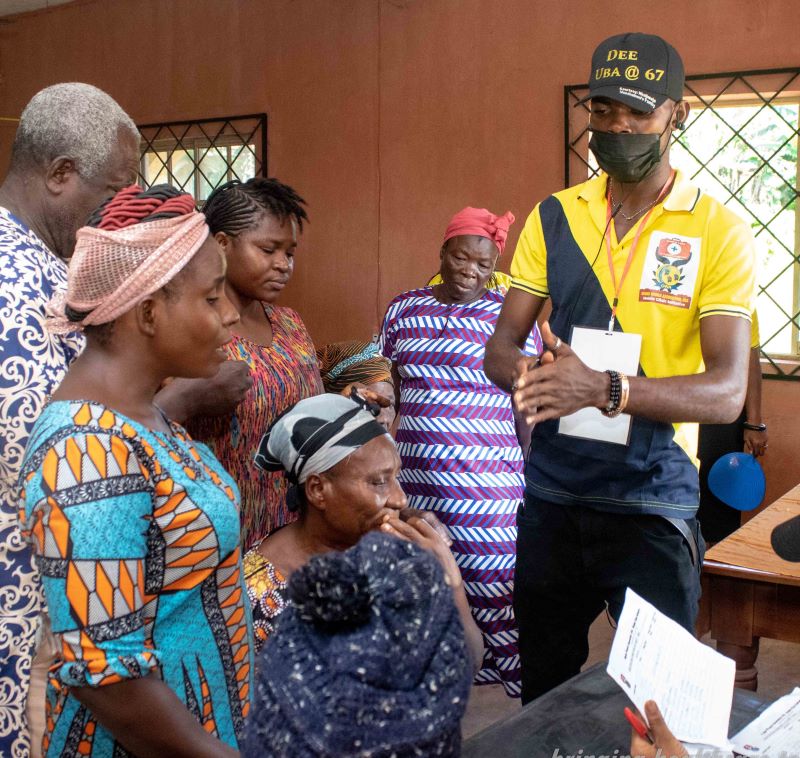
[565,69,800,378]
[138,114,267,203]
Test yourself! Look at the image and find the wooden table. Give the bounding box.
[698,482,800,690]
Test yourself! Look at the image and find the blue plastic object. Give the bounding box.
[707,452,766,511]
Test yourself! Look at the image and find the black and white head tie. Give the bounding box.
[254,393,391,499]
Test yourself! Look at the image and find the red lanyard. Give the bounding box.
[604,169,675,331]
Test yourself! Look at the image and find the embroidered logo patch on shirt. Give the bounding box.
[638,231,701,309]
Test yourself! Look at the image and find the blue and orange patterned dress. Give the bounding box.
[379,286,541,697]
[19,400,253,756]
[189,304,323,551]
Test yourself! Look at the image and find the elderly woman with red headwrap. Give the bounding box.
[19,185,252,757]
[378,207,542,698]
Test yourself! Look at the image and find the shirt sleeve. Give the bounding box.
[750,308,760,348]
[510,204,550,299]
[21,431,161,688]
[696,211,756,322]
[0,273,73,510]
[378,297,402,362]
[243,551,287,655]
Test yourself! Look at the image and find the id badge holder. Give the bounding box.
[558,327,642,446]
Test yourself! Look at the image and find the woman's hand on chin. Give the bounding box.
[380,517,461,589]
[399,507,452,546]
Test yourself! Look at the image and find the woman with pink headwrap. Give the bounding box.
[19,185,252,757]
[378,207,542,698]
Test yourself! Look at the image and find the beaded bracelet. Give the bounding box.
[602,370,622,418]
[601,370,630,418]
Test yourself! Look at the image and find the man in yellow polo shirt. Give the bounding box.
[484,32,755,703]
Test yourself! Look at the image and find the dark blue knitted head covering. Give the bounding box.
[243,532,472,757]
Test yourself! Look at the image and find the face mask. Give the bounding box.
[588,112,675,184]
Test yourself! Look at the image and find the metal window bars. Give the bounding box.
[137,114,268,203]
[565,68,800,378]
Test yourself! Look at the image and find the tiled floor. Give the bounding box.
[462,613,800,740]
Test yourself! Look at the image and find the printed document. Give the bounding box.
[607,588,735,748]
[731,687,800,757]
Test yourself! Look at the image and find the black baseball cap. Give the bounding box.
[578,32,684,112]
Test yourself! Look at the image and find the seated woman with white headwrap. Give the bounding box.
[243,393,483,667]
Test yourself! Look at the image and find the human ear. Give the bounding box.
[214,231,232,253]
[45,156,78,195]
[134,296,160,337]
[304,474,327,512]
[673,100,690,130]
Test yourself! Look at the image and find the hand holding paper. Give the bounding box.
[629,700,690,758]
[607,588,735,749]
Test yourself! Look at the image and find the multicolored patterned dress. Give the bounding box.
[19,401,254,756]
[242,545,288,656]
[188,304,323,551]
[379,286,541,697]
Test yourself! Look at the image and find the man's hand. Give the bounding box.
[743,427,768,458]
[629,701,689,758]
[156,360,252,424]
[512,322,608,425]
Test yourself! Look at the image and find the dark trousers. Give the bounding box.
[514,495,705,704]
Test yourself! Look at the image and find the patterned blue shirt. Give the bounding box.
[20,401,253,755]
[0,207,84,756]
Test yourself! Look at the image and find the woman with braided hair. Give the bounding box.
[19,185,252,757]
[189,178,324,551]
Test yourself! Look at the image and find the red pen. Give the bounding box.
[624,706,654,745]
